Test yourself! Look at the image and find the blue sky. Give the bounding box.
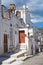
[1,0,43,27]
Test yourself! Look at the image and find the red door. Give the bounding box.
[19,31,25,43]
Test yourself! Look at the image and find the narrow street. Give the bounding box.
[1,52,43,65]
[22,52,43,65]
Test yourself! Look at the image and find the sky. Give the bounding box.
[1,0,43,27]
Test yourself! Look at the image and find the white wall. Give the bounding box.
[0,15,19,55]
[0,20,4,55]
[3,15,20,52]
[0,4,39,55]
[0,1,4,55]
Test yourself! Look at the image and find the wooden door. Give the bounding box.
[4,34,8,53]
[19,31,25,43]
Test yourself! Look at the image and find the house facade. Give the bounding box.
[16,5,39,54]
[0,2,21,55]
[0,1,39,55]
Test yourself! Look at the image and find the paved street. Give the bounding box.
[1,52,43,65]
[22,52,43,65]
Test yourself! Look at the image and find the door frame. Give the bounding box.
[3,34,8,53]
[19,30,25,44]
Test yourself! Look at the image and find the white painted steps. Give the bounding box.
[1,50,27,65]
[2,58,16,64]
[19,44,26,50]
[2,55,33,65]
[11,50,27,58]
[2,60,24,65]
[16,55,33,61]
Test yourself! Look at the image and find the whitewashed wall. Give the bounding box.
[0,13,21,55]
[0,1,4,55]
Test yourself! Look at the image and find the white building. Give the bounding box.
[0,1,39,55]
[16,5,39,54]
[0,2,22,55]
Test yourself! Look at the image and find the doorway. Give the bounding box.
[4,34,8,53]
[19,31,25,43]
[31,45,33,55]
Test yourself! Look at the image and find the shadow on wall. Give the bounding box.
[31,45,33,55]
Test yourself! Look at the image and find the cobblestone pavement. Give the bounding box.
[22,52,43,65]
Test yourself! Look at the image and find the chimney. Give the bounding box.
[9,4,16,13]
[9,4,16,18]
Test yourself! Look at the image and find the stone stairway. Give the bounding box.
[19,44,26,50]
[11,50,27,58]
[2,58,16,64]
[0,50,27,65]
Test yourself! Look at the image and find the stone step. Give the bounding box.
[11,50,27,58]
[16,56,28,61]
[20,45,26,50]
[1,64,10,65]
[20,47,26,50]
[16,55,33,61]
[0,52,14,57]
[2,58,16,64]
[2,60,23,65]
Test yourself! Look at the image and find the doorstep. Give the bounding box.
[2,57,16,64]
[16,55,33,61]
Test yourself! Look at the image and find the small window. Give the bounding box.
[16,11,21,18]
[10,24,12,27]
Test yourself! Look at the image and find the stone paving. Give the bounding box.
[1,52,43,65]
[22,52,43,65]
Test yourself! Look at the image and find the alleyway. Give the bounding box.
[22,52,43,65]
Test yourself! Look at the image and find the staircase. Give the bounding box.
[0,50,27,65]
[19,44,26,50]
[11,50,27,58]
[2,58,16,64]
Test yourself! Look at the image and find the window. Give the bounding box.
[16,11,21,18]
